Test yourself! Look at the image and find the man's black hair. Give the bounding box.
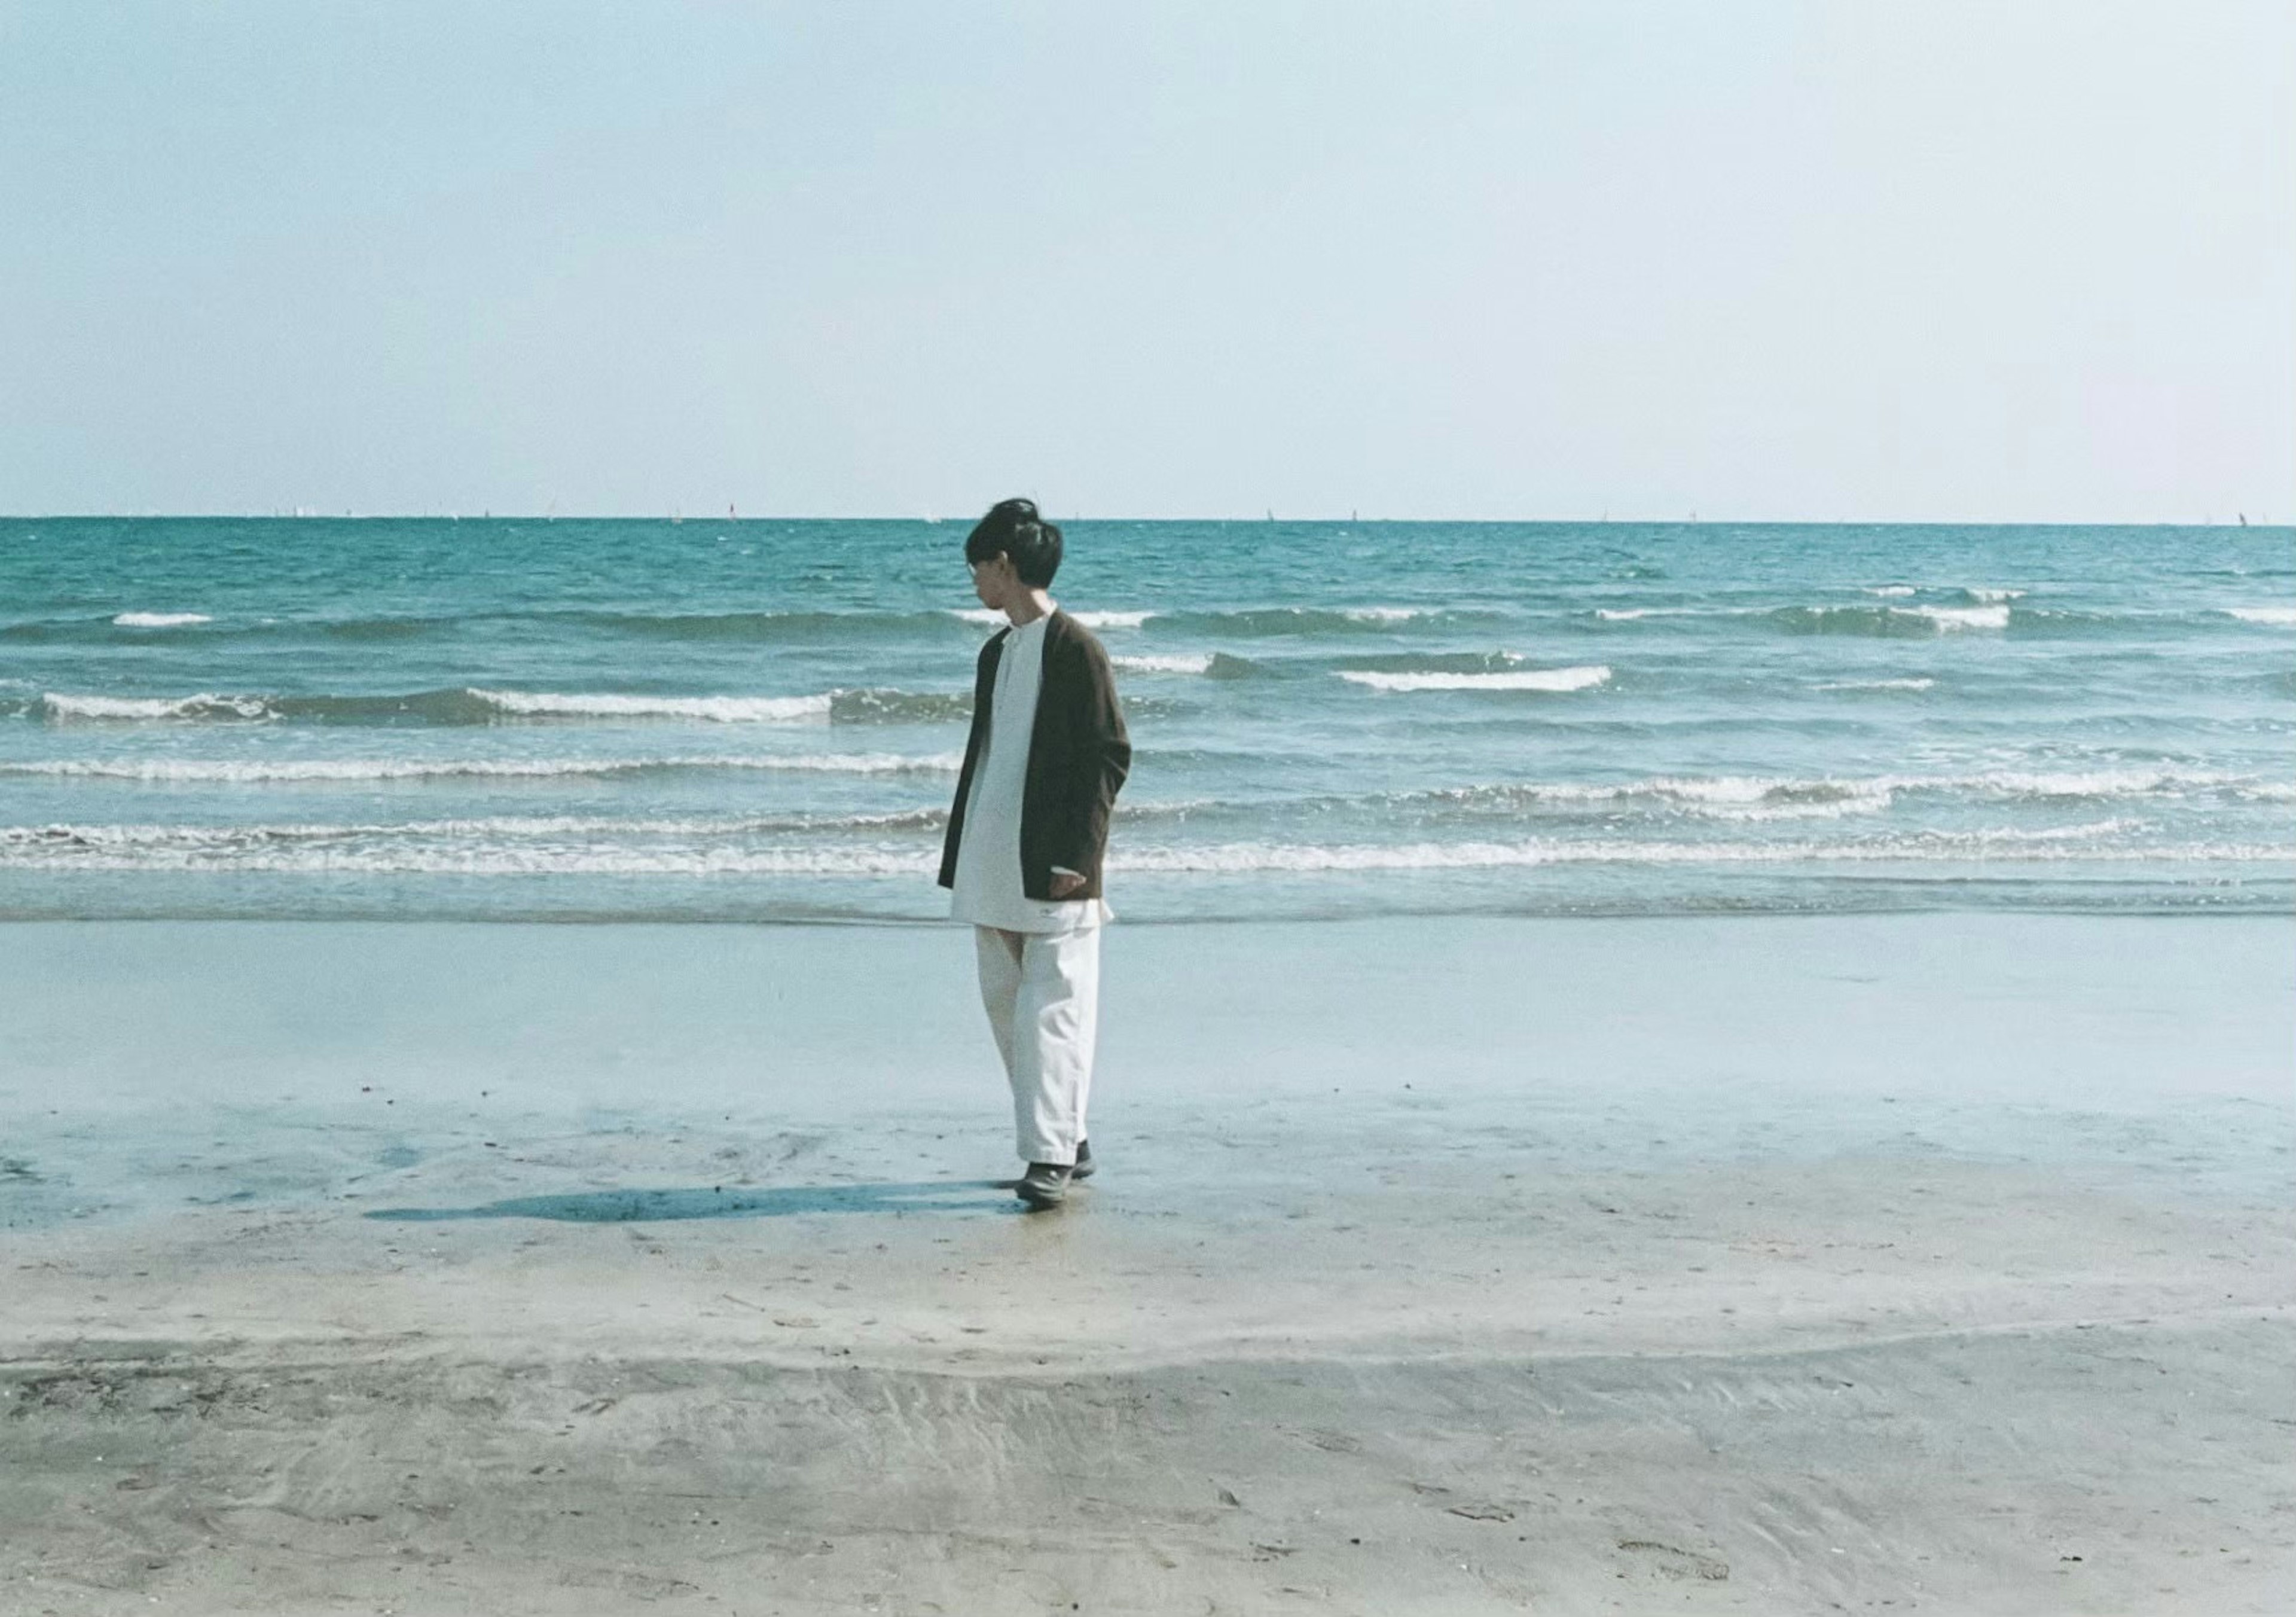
[965,497,1063,588]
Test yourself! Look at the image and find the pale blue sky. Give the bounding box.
[2,2,2288,520]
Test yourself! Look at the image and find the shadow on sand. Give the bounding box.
[364,1180,1021,1224]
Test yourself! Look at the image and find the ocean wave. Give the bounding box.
[1387,765,2279,818]
[8,830,2275,878]
[947,608,1154,630]
[828,688,975,724]
[570,608,968,642]
[0,803,1287,857]
[1812,678,1937,692]
[1864,585,1918,598]
[0,843,947,877]
[1110,834,2281,874]
[0,752,965,783]
[1338,665,1610,693]
[1770,604,2007,636]
[1112,654,1214,675]
[2224,606,2296,626]
[1153,606,1501,636]
[25,686,985,728]
[40,692,274,721]
[1324,650,1525,675]
[111,611,212,628]
[1916,604,2012,629]
[2,612,447,644]
[468,689,832,723]
[1,808,949,850]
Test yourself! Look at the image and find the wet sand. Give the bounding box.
[3,916,2291,1614]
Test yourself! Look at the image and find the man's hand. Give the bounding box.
[1048,869,1088,899]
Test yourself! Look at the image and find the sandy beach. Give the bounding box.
[4,914,2291,1614]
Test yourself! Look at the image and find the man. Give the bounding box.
[939,498,1131,1209]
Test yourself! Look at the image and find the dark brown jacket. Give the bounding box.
[938,609,1131,902]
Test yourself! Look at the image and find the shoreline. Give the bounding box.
[4,913,2291,1612]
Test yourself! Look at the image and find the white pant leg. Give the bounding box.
[1009,926,1101,1166]
[973,925,1025,1082]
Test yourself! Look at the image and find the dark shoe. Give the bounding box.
[1015,1162,1073,1208]
[1070,1140,1096,1182]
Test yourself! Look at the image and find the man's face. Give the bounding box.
[969,553,1016,611]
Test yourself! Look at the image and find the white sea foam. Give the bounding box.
[468,689,833,723]
[2224,606,2296,626]
[1338,665,1610,693]
[1339,606,1433,623]
[1107,835,2284,874]
[1962,588,2025,604]
[1789,603,2008,632]
[1424,765,2266,812]
[1,808,947,849]
[1693,788,1896,822]
[5,831,2281,878]
[1817,765,2238,802]
[1864,585,1918,598]
[0,843,947,877]
[952,608,1153,630]
[1813,678,1937,692]
[1112,654,1214,675]
[41,692,273,721]
[111,612,212,628]
[0,752,964,783]
[1904,603,2010,631]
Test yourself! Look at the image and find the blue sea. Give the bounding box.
[1,517,2288,923]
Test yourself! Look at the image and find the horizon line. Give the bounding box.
[2,512,2284,530]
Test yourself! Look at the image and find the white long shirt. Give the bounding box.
[948,611,1110,933]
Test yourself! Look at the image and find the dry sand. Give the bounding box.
[3,916,2291,1614]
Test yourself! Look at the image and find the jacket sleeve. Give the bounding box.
[936,630,1006,889]
[1052,633,1131,878]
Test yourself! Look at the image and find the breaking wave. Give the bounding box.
[0,752,965,783]
[947,608,1153,630]
[7,831,2275,878]
[1770,603,2008,636]
[1338,665,1611,693]
[26,687,981,727]
[111,611,212,628]
[467,689,831,723]
[1112,654,1215,675]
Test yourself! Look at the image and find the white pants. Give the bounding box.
[973,925,1101,1167]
